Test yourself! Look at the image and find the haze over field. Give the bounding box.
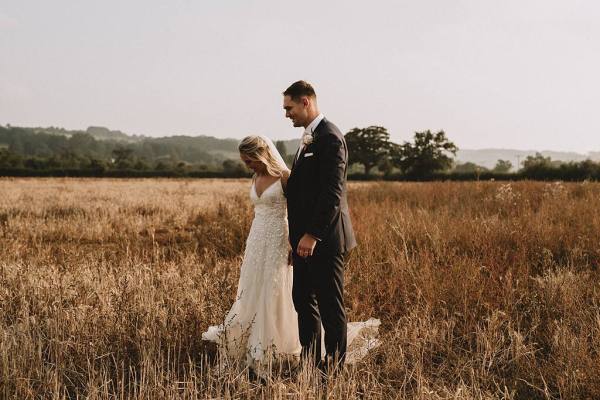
[1,1,599,152]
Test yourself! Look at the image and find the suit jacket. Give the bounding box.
[285,118,357,256]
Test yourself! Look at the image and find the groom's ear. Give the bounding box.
[301,97,310,107]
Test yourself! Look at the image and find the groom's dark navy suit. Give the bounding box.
[285,117,356,365]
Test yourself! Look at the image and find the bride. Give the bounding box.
[202,135,379,374]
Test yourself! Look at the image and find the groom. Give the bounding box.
[283,80,357,369]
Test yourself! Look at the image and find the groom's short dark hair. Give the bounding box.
[283,80,316,101]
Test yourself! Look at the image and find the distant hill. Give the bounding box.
[0,125,223,166]
[2,124,597,170]
[286,141,600,170]
[11,125,144,143]
[456,149,600,170]
[0,124,303,164]
[85,126,144,142]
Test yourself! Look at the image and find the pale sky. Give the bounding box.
[1,1,599,152]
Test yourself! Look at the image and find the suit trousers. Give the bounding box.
[292,250,347,366]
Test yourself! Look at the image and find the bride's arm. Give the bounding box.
[281,169,293,265]
[281,170,290,191]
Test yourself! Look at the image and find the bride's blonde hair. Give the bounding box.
[238,135,288,178]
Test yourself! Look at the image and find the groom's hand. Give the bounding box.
[297,234,317,258]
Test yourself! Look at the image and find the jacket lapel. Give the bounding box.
[291,118,326,174]
[292,147,300,170]
[294,145,310,168]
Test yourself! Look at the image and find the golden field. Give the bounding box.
[1,178,600,399]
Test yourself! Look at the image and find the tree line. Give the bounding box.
[1,124,600,181]
[345,126,600,181]
[0,125,246,176]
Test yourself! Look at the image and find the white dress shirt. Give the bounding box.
[296,113,324,161]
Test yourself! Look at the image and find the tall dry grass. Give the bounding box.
[1,178,600,399]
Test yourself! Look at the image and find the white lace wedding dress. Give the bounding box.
[202,178,380,369]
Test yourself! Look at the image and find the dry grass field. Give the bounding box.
[1,178,600,399]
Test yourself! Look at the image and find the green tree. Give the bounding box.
[520,152,563,179]
[9,135,24,154]
[222,159,246,175]
[112,147,134,169]
[155,160,170,171]
[521,153,552,170]
[377,156,394,176]
[68,133,97,154]
[24,157,48,170]
[88,158,108,172]
[454,162,487,174]
[345,126,392,175]
[493,159,513,173]
[57,150,84,169]
[0,149,23,168]
[393,130,458,177]
[133,158,150,170]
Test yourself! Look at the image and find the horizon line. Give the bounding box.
[2,122,598,155]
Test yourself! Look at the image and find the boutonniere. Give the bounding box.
[302,133,314,145]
